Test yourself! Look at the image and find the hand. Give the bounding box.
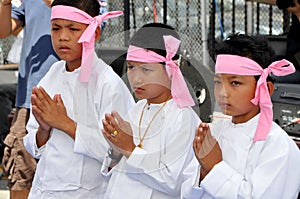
[102,111,135,158]
[31,86,71,131]
[31,87,52,132]
[288,0,300,21]
[193,123,222,179]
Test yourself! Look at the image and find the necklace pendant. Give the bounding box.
[137,143,142,148]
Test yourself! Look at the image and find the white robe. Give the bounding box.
[24,53,135,199]
[181,114,300,199]
[101,99,201,199]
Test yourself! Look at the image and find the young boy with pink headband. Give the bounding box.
[23,0,135,198]
[181,33,300,199]
[101,23,200,198]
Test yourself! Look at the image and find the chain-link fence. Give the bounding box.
[99,0,288,67]
[98,0,204,64]
[1,1,290,67]
[0,36,17,64]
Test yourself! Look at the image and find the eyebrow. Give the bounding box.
[52,22,75,28]
[214,74,243,80]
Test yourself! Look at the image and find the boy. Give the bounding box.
[23,0,135,198]
[0,1,59,198]
[101,23,201,199]
[181,33,300,199]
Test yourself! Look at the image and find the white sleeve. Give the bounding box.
[200,134,300,199]
[23,114,44,159]
[23,63,59,159]
[181,158,205,199]
[73,75,135,162]
[125,109,200,196]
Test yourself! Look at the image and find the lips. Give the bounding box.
[59,46,70,52]
[134,87,144,93]
[218,102,230,109]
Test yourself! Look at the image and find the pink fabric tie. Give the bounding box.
[126,35,195,108]
[51,5,123,82]
[215,54,295,141]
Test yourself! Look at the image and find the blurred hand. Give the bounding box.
[288,0,300,21]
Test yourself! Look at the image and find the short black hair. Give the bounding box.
[128,23,181,60]
[51,0,100,17]
[215,33,277,82]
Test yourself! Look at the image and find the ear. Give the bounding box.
[95,26,101,42]
[266,81,275,96]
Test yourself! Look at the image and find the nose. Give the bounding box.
[219,84,229,98]
[59,29,69,41]
[215,83,229,99]
[128,68,143,86]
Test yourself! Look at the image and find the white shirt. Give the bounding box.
[101,99,201,199]
[181,114,300,199]
[24,54,135,199]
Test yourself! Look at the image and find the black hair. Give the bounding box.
[215,33,277,82]
[51,0,100,17]
[128,23,181,60]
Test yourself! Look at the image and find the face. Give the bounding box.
[127,61,172,104]
[214,73,260,124]
[51,19,88,71]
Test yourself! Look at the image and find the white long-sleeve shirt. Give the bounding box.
[181,114,300,199]
[24,53,135,199]
[101,99,201,199]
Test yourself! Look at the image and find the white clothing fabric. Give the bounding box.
[24,53,135,199]
[181,114,300,199]
[101,99,201,199]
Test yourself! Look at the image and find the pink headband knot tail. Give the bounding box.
[252,59,295,141]
[163,36,195,108]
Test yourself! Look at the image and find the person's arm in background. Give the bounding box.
[99,0,107,30]
[288,0,300,21]
[0,0,22,38]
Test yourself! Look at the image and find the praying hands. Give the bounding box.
[102,111,135,158]
[193,122,222,180]
[31,86,76,145]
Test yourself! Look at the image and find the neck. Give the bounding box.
[147,93,172,105]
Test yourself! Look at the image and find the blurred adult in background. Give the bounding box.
[0,0,59,198]
[276,0,300,83]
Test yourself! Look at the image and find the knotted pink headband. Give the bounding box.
[51,5,123,82]
[126,35,195,108]
[215,54,295,141]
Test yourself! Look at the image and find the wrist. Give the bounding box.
[108,148,122,161]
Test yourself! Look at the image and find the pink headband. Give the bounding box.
[215,54,295,141]
[126,35,195,108]
[51,5,123,82]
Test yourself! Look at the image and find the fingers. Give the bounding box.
[31,87,52,112]
[102,114,116,134]
[111,111,122,125]
[193,122,214,158]
[37,86,52,104]
[109,111,121,129]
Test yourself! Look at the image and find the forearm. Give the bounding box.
[0,0,13,37]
